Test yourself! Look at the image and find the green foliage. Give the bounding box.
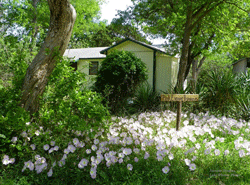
[39,57,110,136]
[199,70,239,114]
[89,17,151,47]
[94,50,148,114]
[188,69,250,120]
[0,34,36,159]
[235,73,250,121]
[130,82,161,113]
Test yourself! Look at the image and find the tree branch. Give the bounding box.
[191,1,224,30]
[192,2,211,19]
[223,1,249,13]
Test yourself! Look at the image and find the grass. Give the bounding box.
[1,110,250,184]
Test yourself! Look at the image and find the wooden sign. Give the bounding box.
[161,94,199,102]
[161,94,199,131]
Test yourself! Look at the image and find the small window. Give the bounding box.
[89,61,99,75]
[70,62,77,71]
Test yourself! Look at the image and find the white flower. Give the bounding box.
[94,139,99,145]
[239,150,245,158]
[214,149,220,156]
[91,145,97,151]
[157,155,163,161]
[36,163,47,174]
[118,153,125,158]
[191,156,197,161]
[35,155,40,160]
[2,155,9,165]
[144,152,150,159]
[21,131,27,137]
[48,148,54,154]
[26,122,30,126]
[127,164,133,171]
[162,166,170,174]
[72,138,79,146]
[47,168,53,177]
[90,167,96,175]
[118,158,123,163]
[30,144,36,150]
[11,137,18,143]
[9,158,15,164]
[189,163,196,171]
[123,148,132,155]
[58,160,65,167]
[64,148,70,154]
[195,143,201,150]
[43,144,50,151]
[78,142,85,148]
[68,144,76,153]
[53,146,59,151]
[86,149,91,154]
[183,120,189,126]
[135,139,140,145]
[204,148,211,155]
[224,149,229,155]
[91,173,96,179]
[35,130,40,136]
[184,159,191,166]
[50,141,55,146]
[52,162,56,167]
[134,157,139,162]
[168,153,174,160]
[24,160,34,171]
[79,158,88,167]
[133,148,140,154]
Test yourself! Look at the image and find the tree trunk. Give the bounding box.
[191,56,206,93]
[175,5,193,93]
[20,0,76,115]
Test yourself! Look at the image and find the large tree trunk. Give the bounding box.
[175,5,193,93]
[20,0,76,115]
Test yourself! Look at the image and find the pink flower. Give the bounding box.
[162,166,170,174]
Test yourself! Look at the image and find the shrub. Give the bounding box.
[94,50,148,114]
[130,82,161,113]
[197,70,239,115]
[38,57,110,137]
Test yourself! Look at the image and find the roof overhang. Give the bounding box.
[100,38,167,55]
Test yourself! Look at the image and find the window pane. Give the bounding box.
[89,61,99,75]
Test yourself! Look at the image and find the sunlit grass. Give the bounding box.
[1,110,250,184]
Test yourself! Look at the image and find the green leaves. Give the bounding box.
[94,50,148,114]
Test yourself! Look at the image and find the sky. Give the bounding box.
[100,0,133,24]
[100,0,165,45]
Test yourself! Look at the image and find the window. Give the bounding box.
[89,61,99,75]
[70,62,77,71]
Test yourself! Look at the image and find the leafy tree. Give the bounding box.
[1,0,104,48]
[20,0,76,115]
[120,0,250,91]
[89,15,151,47]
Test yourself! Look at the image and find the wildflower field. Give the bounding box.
[1,110,250,184]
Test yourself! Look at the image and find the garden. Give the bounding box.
[1,1,250,184]
[1,49,250,184]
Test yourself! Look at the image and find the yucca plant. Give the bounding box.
[200,70,239,115]
[130,82,161,113]
[237,93,250,121]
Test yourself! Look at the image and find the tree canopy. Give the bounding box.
[119,0,250,91]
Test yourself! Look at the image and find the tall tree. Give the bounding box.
[89,17,151,47]
[121,0,250,92]
[20,0,76,114]
[1,0,104,48]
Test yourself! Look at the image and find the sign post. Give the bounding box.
[161,94,199,131]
